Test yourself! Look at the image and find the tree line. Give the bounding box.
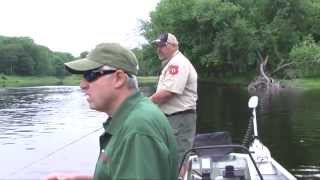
[1,0,320,80]
[136,0,320,79]
[0,36,74,78]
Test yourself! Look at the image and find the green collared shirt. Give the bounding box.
[93,92,178,180]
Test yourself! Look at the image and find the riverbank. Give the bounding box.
[201,76,320,90]
[0,75,157,87]
[1,75,320,90]
[282,78,320,90]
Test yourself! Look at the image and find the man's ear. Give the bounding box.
[113,70,127,89]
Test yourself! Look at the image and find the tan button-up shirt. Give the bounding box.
[156,51,198,115]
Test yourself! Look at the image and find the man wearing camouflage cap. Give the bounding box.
[45,43,178,180]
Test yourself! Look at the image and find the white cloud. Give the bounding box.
[0,0,159,56]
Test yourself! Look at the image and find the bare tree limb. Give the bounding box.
[271,62,295,75]
[260,56,270,84]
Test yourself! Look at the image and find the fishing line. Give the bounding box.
[7,126,103,177]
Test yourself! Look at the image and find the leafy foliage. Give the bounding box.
[139,0,320,79]
[288,35,320,78]
[0,36,74,77]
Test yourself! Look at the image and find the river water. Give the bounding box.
[0,84,319,179]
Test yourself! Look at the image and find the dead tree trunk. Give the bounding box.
[248,53,283,95]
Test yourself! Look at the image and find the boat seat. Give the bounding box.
[193,132,233,161]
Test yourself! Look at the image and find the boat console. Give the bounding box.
[181,132,254,180]
[180,96,296,180]
[188,153,250,180]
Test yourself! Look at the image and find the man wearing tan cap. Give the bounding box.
[45,43,178,180]
[150,32,198,169]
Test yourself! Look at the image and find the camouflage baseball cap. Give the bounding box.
[152,32,179,46]
[64,43,139,75]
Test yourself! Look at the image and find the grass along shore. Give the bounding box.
[0,75,158,87]
[1,74,320,90]
[282,78,320,90]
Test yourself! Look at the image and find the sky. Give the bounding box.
[0,0,159,56]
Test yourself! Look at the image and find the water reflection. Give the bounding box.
[1,87,76,142]
[288,90,320,179]
[0,86,106,179]
[197,83,320,179]
[1,85,320,179]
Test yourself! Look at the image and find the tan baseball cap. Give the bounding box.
[64,43,139,75]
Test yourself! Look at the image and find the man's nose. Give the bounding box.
[80,79,89,90]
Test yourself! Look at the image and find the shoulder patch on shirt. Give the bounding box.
[168,65,179,75]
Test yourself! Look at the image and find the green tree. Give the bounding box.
[0,35,74,77]
[140,0,320,79]
[289,35,320,78]
[0,44,26,75]
[132,45,159,76]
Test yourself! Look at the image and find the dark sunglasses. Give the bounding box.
[83,69,116,82]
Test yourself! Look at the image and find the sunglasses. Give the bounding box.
[83,69,116,82]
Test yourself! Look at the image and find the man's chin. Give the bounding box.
[158,55,165,60]
[89,104,97,110]
[89,105,105,112]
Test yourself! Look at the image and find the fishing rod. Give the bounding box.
[6,126,103,177]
